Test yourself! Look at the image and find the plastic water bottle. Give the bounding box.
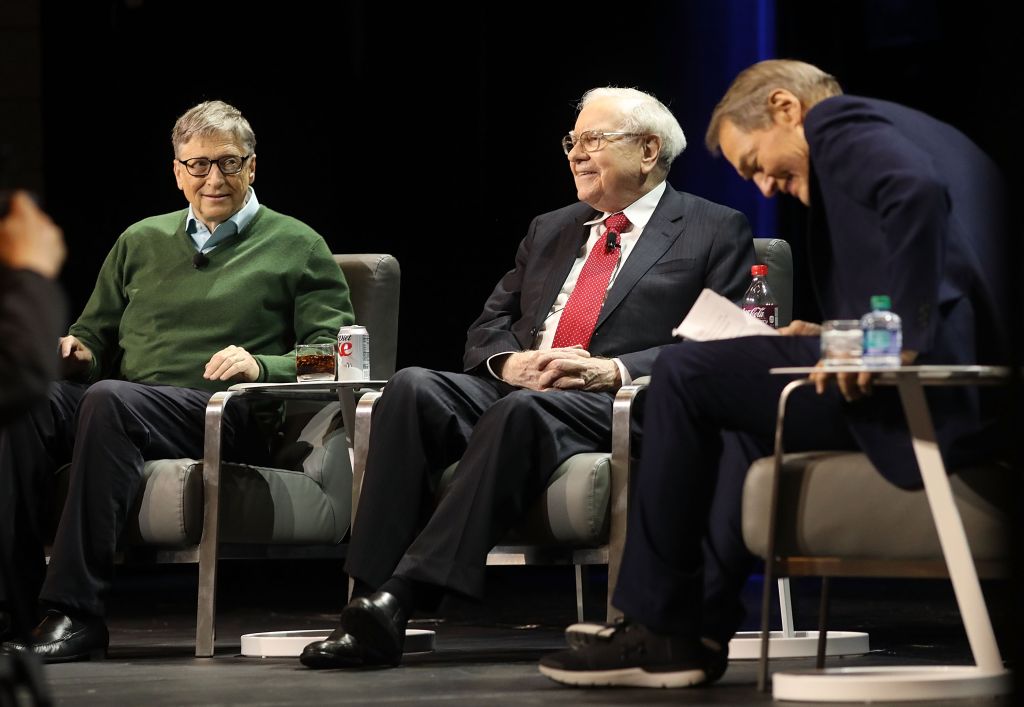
[741,264,777,328]
[860,295,902,367]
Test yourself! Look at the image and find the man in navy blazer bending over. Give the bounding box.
[300,86,755,669]
[541,60,1009,688]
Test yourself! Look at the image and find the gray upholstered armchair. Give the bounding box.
[52,254,401,657]
[352,239,792,622]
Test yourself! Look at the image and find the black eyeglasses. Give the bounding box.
[177,154,251,177]
[561,130,644,155]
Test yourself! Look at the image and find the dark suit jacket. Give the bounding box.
[464,184,755,378]
[804,95,1009,484]
[0,267,65,424]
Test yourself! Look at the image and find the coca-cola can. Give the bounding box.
[337,325,370,381]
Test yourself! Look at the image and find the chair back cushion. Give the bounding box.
[335,254,400,379]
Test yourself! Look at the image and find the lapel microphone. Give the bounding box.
[192,252,209,269]
[604,229,621,252]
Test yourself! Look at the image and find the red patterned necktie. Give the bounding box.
[551,212,631,349]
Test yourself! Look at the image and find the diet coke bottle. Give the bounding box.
[741,264,778,328]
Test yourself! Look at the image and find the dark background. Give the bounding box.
[1,0,1020,691]
[0,0,1013,371]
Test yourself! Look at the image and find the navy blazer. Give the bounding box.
[464,185,755,379]
[804,95,1009,484]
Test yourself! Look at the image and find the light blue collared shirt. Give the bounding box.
[185,188,260,252]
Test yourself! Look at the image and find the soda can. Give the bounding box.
[337,325,370,381]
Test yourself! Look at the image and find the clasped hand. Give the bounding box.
[500,346,620,392]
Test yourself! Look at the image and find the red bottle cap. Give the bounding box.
[751,264,768,276]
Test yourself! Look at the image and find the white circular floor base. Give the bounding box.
[239,628,436,658]
[773,665,1012,702]
[728,630,869,660]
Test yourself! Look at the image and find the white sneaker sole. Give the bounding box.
[539,663,707,688]
[563,623,612,649]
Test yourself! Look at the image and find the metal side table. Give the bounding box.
[195,380,387,657]
[765,365,1011,702]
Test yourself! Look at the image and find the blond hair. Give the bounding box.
[705,60,842,154]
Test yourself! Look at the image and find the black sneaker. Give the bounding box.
[539,620,727,688]
[563,618,624,649]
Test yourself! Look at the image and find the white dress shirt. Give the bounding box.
[487,180,667,385]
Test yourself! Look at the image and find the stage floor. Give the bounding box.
[24,561,1014,706]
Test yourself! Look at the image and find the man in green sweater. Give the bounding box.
[0,100,353,661]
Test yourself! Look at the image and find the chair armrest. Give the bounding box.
[351,390,383,527]
[606,380,649,620]
[196,390,242,656]
[345,389,383,603]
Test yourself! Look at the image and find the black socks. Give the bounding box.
[378,576,443,614]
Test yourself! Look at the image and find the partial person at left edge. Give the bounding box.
[0,192,67,647]
[0,100,354,661]
[0,191,66,421]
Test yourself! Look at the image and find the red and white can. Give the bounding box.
[337,325,370,381]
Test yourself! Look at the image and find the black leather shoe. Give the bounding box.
[299,626,366,669]
[339,590,408,667]
[1,609,108,663]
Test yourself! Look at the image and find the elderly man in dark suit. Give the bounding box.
[301,87,755,669]
[541,60,1009,689]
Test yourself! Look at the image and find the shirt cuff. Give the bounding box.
[613,358,631,386]
[486,352,516,381]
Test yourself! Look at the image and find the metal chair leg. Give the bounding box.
[195,391,236,658]
[758,379,814,692]
[606,383,645,621]
[347,392,381,602]
[778,578,796,638]
[574,565,585,623]
[816,576,830,669]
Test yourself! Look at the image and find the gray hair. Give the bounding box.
[705,60,842,154]
[171,100,256,156]
[578,87,686,173]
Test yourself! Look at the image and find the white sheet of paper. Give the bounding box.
[671,288,780,341]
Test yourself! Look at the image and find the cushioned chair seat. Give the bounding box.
[124,460,349,547]
[440,452,612,546]
[60,399,355,548]
[742,451,1010,562]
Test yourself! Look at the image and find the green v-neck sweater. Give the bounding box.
[69,205,354,392]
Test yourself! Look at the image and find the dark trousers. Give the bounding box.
[0,379,258,617]
[345,366,616,600]
[612,336,859,645]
